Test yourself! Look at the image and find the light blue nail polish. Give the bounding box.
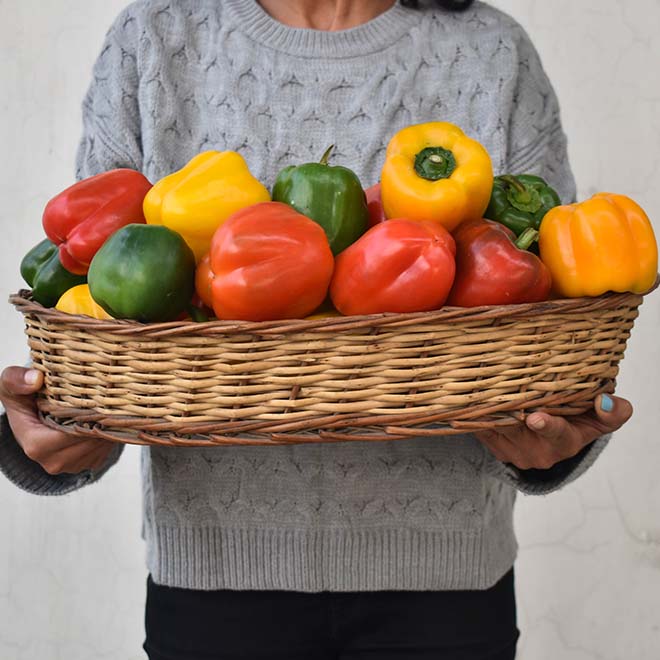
[600,394,614,413]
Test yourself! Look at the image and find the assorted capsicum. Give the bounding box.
[365,183,387,228]
[485,174,561,236]
[380,122,493,231]
[330,219,456,315]
[21,238,87,308]
[539,193,658,297]
[272,146,368,255]
[18,122,659,322]
[144,151,271,262]
[88,224,196,322]
[42,169,152,275]
[447,219,552,307]
[196,202,334,321]
[56,284,113,319]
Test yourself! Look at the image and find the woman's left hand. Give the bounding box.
[476,394,633,470]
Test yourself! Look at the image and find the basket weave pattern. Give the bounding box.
[10,289,646,447]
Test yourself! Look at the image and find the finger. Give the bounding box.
[6,403,78,449]
[478,423,528,445]
[482,418,583,469]
[37,439,113,476]
[0,367,43,400]
[474,429,498,443]
[594,394,633,431]
[525,412,585,453]
[21,431,102,465]
[477,431,529,468]
[8,413,103,463]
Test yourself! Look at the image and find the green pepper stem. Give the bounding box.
[320,145,335,166]
[414,147,457,181]
[499,174,527,194]
[515,227,540,251]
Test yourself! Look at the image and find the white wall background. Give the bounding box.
[1,1,658,658]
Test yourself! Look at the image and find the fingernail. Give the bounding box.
[528,414,546,430]
[600,394,614,413]
[24,369,39,386]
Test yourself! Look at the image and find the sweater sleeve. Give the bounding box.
[75,4,143,180]
[485,434,610,496]
[505,28,577,204]
[0,413,124,496]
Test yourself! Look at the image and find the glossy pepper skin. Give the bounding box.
[144,151,270,262]
[380,122,493,232]
[330,219,456,316]
[365,183,387,228]
[56,284,113,319]
[88,224,196,322]
[539,193,658,297]
[485,174,561,236]
[447,219,551,307]
[197,202,334,321]
[43,169,152,275]
[272,146,368,255]
[21,238,87,308]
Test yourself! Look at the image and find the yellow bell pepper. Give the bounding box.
[55,284,113,319]
[539,193,658,297]
[305,310,342,320]
[380,122,493,231]
[144,151,271,261]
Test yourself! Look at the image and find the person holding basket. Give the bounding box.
[0,0,634,658]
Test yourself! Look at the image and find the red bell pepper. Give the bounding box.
[42,169,152,275]
[330,218,456,315]
[197,202,334,321]
[365,183,387,228]
[447,219,551,307]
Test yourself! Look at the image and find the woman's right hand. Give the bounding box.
[0,366,116,475]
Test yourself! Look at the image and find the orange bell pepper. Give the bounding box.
[539,193,658,297]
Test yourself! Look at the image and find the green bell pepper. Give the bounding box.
[272,146,368,255]
[485,174,561,236]
[88,224,196,322]
[21,239,87,307]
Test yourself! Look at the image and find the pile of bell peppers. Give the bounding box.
[20,121,658,323]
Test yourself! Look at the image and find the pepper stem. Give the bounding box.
[515,227,540,251]
[499,174,527,194]
[500,174,544,212]
[320,145,335,166]
[414,147,457,181]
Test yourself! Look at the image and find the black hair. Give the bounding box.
[400,0,475,10]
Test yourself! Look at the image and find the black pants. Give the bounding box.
[144,571,519,660]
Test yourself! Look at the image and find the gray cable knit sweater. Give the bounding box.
[0,0,609,592]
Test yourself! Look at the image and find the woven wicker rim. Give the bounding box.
[11,279,657,447]
[9,287,652,336]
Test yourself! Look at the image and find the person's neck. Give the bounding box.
[257,0,398,30]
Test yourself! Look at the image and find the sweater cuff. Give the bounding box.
[487,434,611,496]
[0,414,124,496]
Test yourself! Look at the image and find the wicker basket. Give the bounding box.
[10,284,655,447]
